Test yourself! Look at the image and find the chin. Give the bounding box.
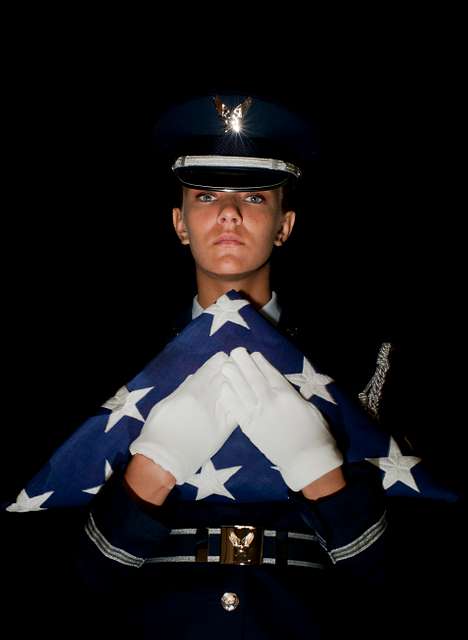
[197,258,269,281]
[206,258,251,274]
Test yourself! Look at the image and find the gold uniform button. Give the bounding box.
[221,592,239,611]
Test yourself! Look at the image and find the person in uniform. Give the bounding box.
[4,92,464,640]
[74,94,390,639]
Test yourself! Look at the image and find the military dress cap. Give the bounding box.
[153,94,318,192]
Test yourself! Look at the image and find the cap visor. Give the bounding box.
[174,167,291,192]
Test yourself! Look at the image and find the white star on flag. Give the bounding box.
[285,357,336,404]
[82,460,114,495]
[203,294,250,336]
[102,385,154,432]
[6,489,54,512]
[366,437,422,492]
[186,460,242,500]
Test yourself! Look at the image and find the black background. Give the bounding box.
[1,16,465,639]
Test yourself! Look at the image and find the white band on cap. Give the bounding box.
[172,155,302,179]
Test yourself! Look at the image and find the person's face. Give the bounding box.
[172,187,295,280]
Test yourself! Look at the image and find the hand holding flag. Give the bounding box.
[129,352,236,485]
[222,347,343,491]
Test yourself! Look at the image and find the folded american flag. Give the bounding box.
[5,290,458,511]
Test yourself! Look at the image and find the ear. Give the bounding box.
[274,210,296,246]
[172,207,190,245]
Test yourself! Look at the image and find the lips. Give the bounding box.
[214,234,244,245]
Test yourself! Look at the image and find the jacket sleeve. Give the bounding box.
[75,471,173,593]
[288,462,387,586]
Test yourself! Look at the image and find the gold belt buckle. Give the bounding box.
[220,526,263,565]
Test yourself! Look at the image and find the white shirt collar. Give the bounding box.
[192,291,281,325]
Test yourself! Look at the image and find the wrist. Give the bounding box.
[124,454,176,506]
[301,467,346,500]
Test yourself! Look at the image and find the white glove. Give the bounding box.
[130,351,237,485]
[221,347,343,491]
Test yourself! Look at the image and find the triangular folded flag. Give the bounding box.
[5,290,458,511]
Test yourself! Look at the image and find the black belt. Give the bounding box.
[145,526,326,568]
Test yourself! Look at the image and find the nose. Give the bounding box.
[217,199,242,225]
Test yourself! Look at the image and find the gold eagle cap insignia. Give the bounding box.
[214,95,253,133]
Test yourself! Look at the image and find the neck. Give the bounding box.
[195,265,272,310]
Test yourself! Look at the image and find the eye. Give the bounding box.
[197,192,217,202]
[245,194,265,204]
